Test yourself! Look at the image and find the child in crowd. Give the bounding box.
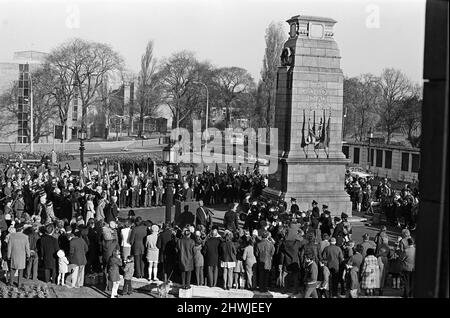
[57,249,69,286]
[122,256,134,295]
[317,260,330,298]
[108,249,122,298]
[343,259,359,298]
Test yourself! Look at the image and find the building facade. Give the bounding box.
[0,51,49,143]
[342,141,420,183]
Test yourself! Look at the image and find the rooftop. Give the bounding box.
[287,15,337,24]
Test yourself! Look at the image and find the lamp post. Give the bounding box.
[367,127,374,172]
[162,144,177,224]
[193,81,209,144]
[78,129,87,168]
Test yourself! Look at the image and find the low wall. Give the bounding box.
[0,139,162,154]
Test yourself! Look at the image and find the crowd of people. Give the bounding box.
[345,173,419,230]
[0,159,416,298]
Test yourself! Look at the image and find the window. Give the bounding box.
[376,149,383,167]
[401,152,410,171]
[17,65,29,143]
[411,154,420,173]
[353,147,360,164]
[367,148,374,166]
[385,150,392,169]
[72,89,79,121]
[342,145,349,158]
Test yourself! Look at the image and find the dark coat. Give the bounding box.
[279,239,302,270]
[203,236,222,267]
[196,207,210,228]
[129,224,148,255]
[219,240,237,263]
[108,254,122,282]
[178,211,195,228]
[176,237,195,272]
[156,229,173,262]
[255,239,275,270]
[39,234,60,269]
[105,202,119,223]
[223,210,239,232]
[321,244,344,271]
[69,236,88,266]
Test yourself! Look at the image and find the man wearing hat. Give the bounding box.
[332,216,346,247]
[290,198,299,215]
[7,222,30,287]
[40,223,60,284]
[319,205,333,237]
[310,200,321,240]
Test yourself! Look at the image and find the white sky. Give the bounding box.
[0,0,426,84]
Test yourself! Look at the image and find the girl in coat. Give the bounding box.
[57,249,69,286]
[360,248,381,296]
[146,224,160,281]
[108,249,122,298]
[193,236,204,286]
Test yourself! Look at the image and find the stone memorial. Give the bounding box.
[264,15,352,216]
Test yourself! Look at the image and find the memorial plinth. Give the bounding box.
[264,15,352,216]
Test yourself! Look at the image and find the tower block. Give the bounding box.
[264,15,352,216]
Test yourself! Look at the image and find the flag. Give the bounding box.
[306,116,316,145]
[315,110,327,149]
[215,163,219,177]
[325,112,331,148]
[301,109,307,148]
[312,111,316,136]
[117,161,122,180]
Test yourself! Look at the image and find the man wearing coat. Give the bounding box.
[7,222,30,287]
[196,200,211,230]
[129,216,148,278]
[69,230,89,288]
[203,227,222,287]
[156,222,174,282]
[223,203,239,232]
[254,231,275,292]
[39,224,60,284]
[321,237,344,297]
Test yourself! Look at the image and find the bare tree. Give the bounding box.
[136,41,163,137]
[47,38,124,137]
[160,51,204,129]
[375,68,412,144]
[400,84,422,147]
[213,66,255,128]
[343,74,380,141]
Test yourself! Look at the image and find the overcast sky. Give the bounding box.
[0,0,426,83]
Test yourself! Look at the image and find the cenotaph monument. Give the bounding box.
[264,15,352,215]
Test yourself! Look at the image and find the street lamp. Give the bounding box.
[162,144,177,224]
[78,129,87,168]
[193,81,209,145]
[367,127,374,171]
